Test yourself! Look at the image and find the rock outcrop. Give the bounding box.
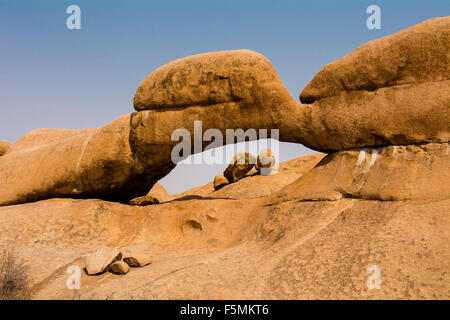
[2,18,448,206]
[297,17,449,151]
[255,148,277,175]
[177,153,324,199]
[274,143,450,202]
[0,50,302,206]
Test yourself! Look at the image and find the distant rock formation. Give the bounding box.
[0,17,448,300]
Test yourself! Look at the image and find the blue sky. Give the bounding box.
[1,0,448,193]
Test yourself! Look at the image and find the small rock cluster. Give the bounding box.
[84,248,152,276]
[214,148,277,191]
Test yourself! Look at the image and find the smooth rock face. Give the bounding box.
[223,151,256,183]
[85,248,122,275]
[128,49,303,175]
[129,195,159,206]
[123,255,152,268]
[0,140,11,156]
[109,261,130,275]
[9,128,95,153]
[297,17,450,150]
[274,143,450,202]
[213,175,229,191]
[0,163,448,299]
[135,50,289,111]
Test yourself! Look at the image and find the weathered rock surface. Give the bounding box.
[3,18,448,206]
[128,49,303,186]
[223,151,256,183]
[85,248,122,275]
[213,175,229,191]
[0,49,304,206]
[9,128,95,153]
[273,143,450,202]
[109,261,130,275]
[297,17,450,150]
[135,50,293,112]
[133,19,450,153]
[0,140,11,156]
[123,255,152,268]
[129,195,159,206]
[301,17,449,103]
[0,47,304,206]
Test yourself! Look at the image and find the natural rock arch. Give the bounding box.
[0,17,448,206]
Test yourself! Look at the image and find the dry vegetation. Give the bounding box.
[0,249,31,300]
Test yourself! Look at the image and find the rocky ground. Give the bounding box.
[0,153,448,299]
